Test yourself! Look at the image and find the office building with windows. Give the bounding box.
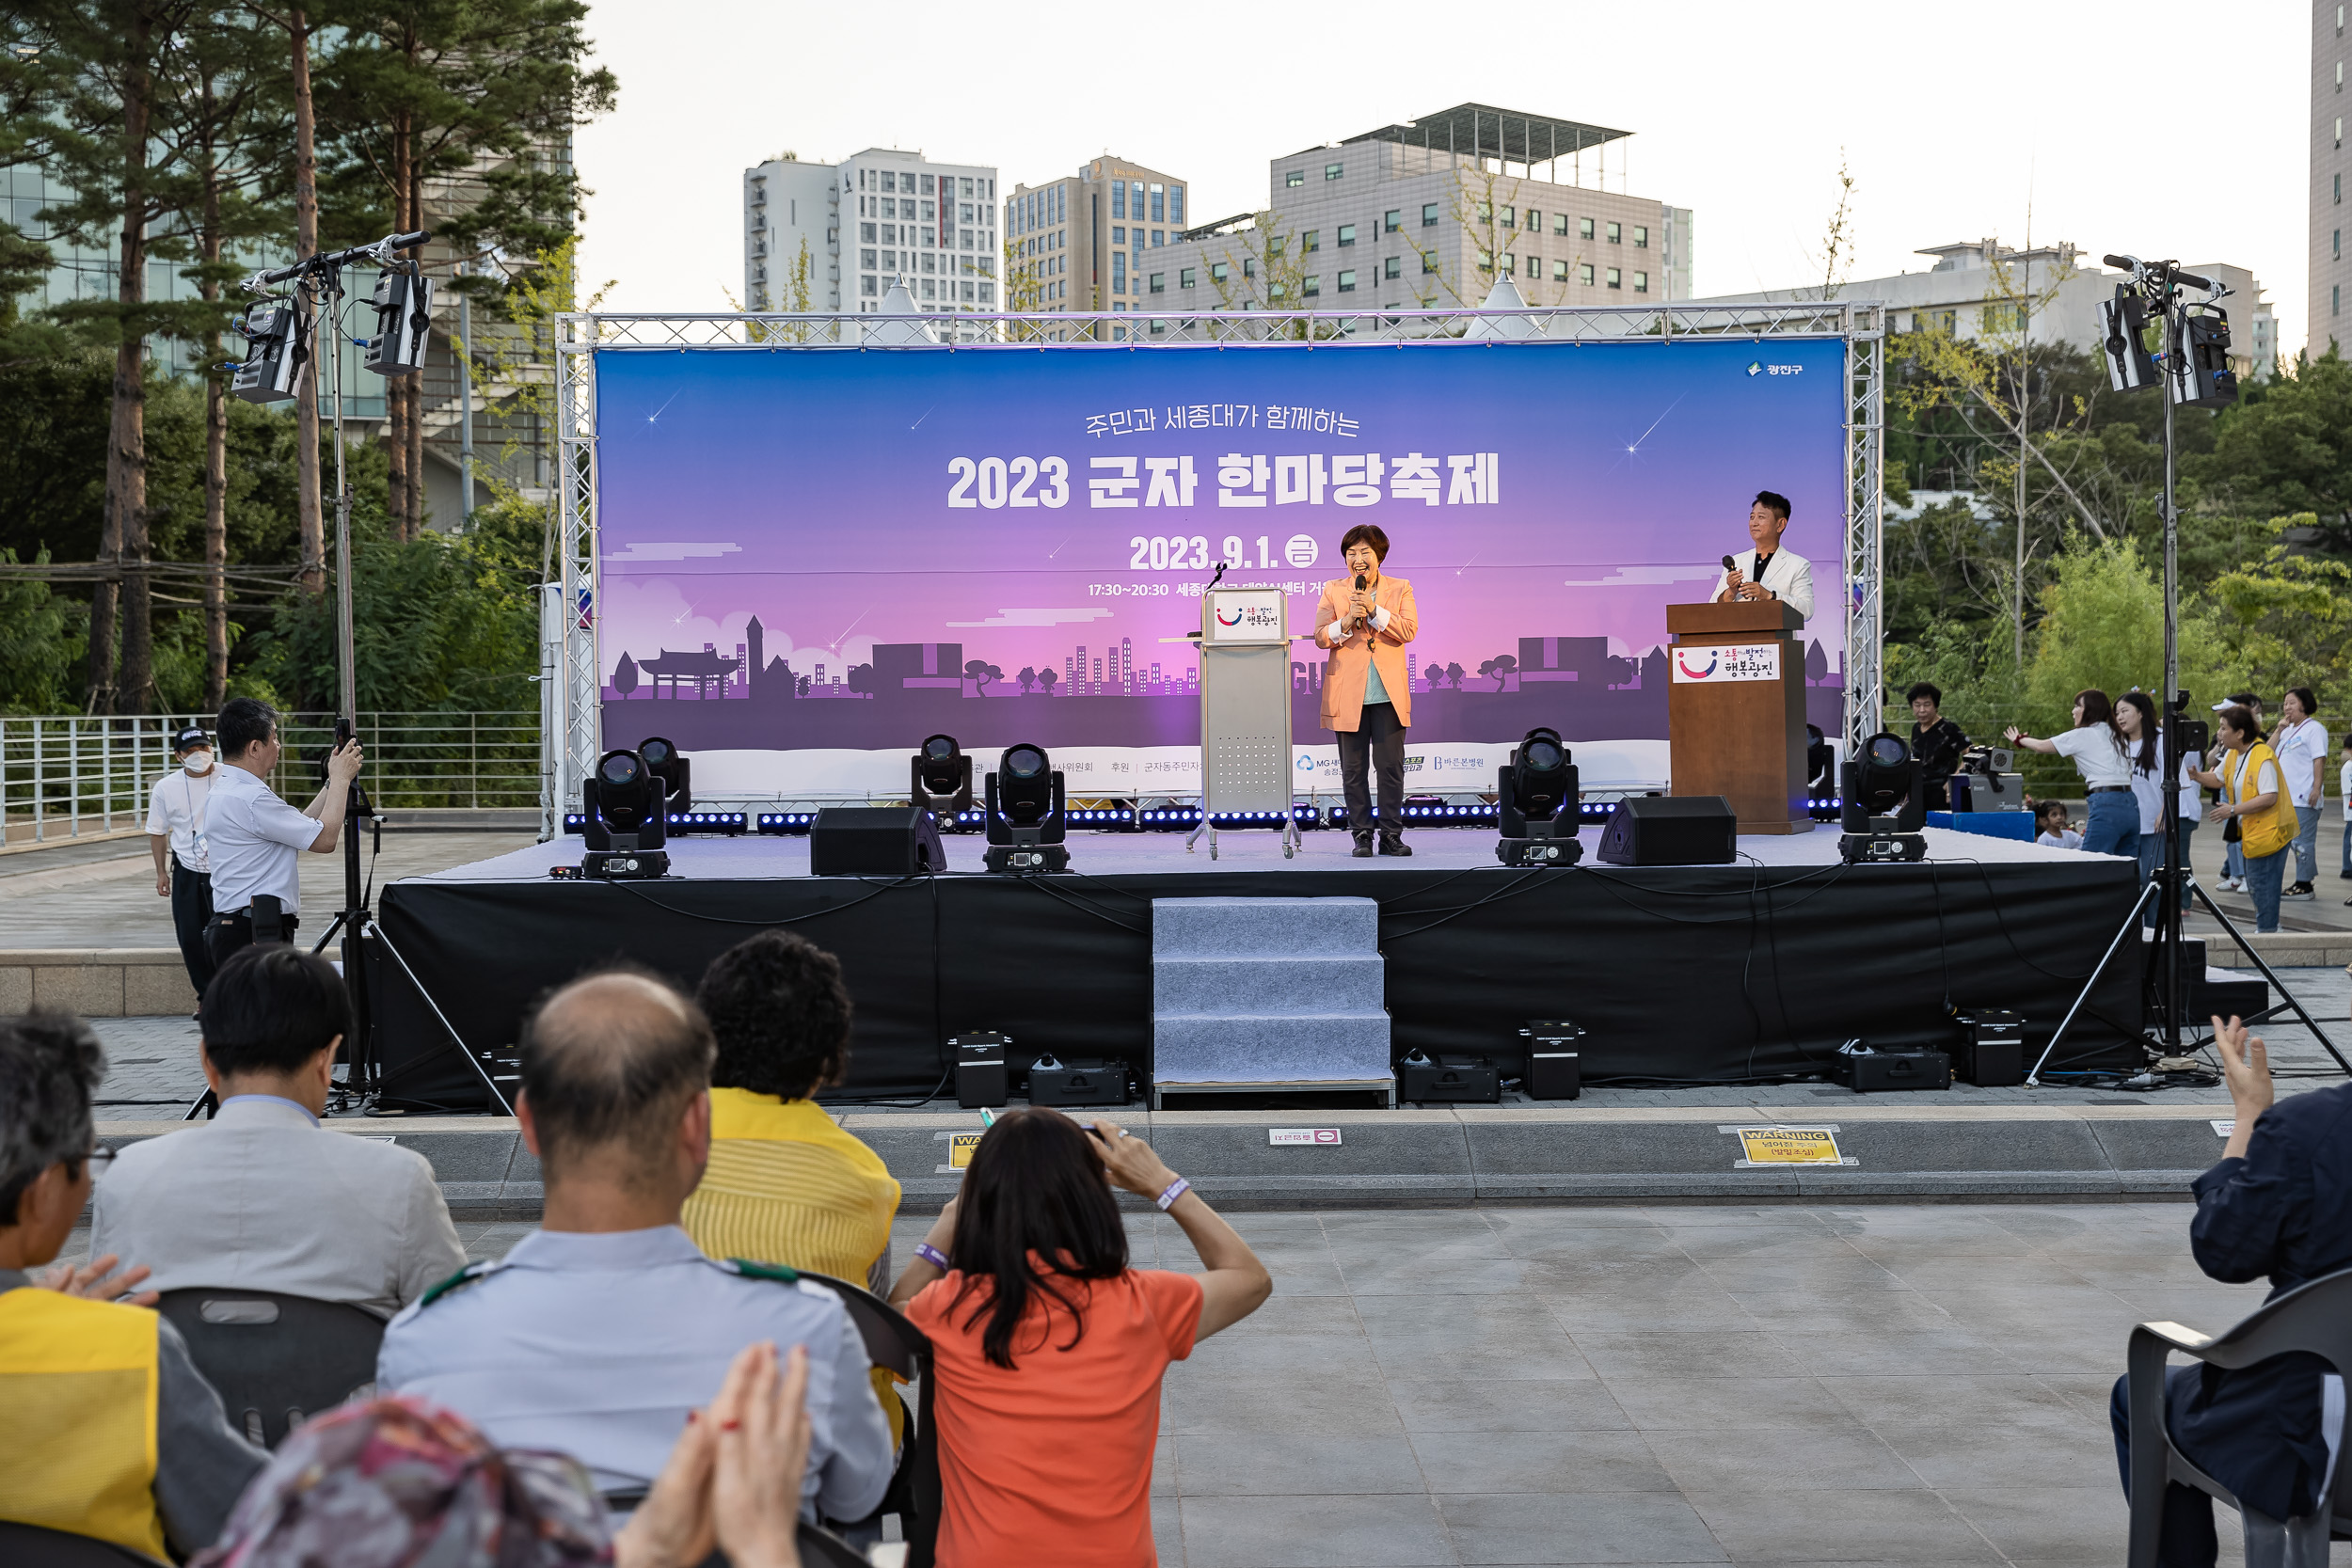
[1129,106,1690,322]
[2316,1,2346,354]
[1004,157,1188,319]
[744,147,999,326]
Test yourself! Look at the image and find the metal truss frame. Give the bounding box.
[545,302,1885,830]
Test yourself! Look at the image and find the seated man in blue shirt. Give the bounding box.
[378,968,892,1523]
[2110,1015,2352,1566]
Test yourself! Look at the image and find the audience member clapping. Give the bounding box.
[196,1338,816,1568]
[889,1108,1272,1567]
[91,944,466,1317]
[0,1009,264,1558]
[376,968,892,1523]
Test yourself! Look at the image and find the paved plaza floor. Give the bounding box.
[137,1203,2288,1567]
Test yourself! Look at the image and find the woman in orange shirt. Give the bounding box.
[889,1110,1272,1567]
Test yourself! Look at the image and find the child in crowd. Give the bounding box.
[2036,801,2083,850]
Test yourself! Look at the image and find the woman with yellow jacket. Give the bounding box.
[682,929,905,1446]
[2188,704,2300,934]
[1314,524,1419,858]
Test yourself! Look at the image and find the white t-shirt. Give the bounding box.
[144,767,218,873]
[207,763,325,914]
[2341,757,2351,820]
[2037,828,2085,850]
[2128,733,2205,834]
[2052,723,2131,789]
[2273,718,2329,808]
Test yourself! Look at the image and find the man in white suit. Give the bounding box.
[1710,489,1814,623]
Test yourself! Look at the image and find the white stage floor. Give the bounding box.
[416,822,2086,884]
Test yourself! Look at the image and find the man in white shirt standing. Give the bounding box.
[147,725,221,1006]
[1710,489,1816,624]
[204,697,364,970]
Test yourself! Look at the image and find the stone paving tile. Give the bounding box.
[56,1198,2298,1565]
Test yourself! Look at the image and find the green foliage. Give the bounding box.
[2188,353,2352,536]
[0,550,88,714]
[2204,530,2352,712]
[242,490,545,714]
[2022,539,2234,725]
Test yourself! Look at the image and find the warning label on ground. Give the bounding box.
[1726,1126,1852,1166]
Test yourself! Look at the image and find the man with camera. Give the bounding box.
[203,698,364,971]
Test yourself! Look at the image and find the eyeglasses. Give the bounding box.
[80,1146,116,1181]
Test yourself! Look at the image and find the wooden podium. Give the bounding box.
[1664,602,1811,835]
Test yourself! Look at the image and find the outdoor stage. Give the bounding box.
[372,825,2144,1111]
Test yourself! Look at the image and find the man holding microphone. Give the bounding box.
[203,698,364,969]
[1711,490,1815,622]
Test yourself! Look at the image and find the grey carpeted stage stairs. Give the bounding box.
[1150,896,1395,1105]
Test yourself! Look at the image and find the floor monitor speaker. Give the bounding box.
[810,806,946,877]
[1596,797,1738,866]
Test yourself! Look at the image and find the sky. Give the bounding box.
[570,0,2312,358]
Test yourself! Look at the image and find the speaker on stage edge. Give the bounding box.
[1596,796,1738,866]
[809,806,946,877]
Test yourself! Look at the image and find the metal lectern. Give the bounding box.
[1178,587,1306,860]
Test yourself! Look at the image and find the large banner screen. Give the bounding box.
[594,338,1849,797]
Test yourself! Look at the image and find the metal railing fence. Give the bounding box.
[0,711,541,843]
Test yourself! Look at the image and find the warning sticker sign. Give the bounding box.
[1727,1126,1852,1167]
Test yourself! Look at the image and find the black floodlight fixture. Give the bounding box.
[912,733,974,819]
[1496,726,1582,866]
[637,736,692,813]
[580,748,670,879]
[230,296,310,404]
[363,262,433,375]
[1838,731,1927,863]
[984,741,1070,874]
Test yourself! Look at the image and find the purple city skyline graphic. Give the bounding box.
[593,338,1850,762]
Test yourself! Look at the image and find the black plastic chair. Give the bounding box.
[2127,1265,2352,1568]
[0,1520,165,1566]
[793,1271,938,1568]
[154,1287,386,1449]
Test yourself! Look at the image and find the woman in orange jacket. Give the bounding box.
[1313,524,1419,857]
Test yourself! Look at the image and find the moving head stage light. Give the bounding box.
[912,734,975,820]
[636,736,692,813]
[984,742,1069,874]
[580,748,670,879]
[1839,732,1927,863]
[1495,726,1582,866]
[363,263,433,375]
[230,297,311,404]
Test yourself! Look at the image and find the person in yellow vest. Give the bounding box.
[0,1010,264,1560]
[681,929,905,1449]
[2189,705,2301,935]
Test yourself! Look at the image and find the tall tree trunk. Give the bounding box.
[200,74,229,712]
[385,110,414,541]
[405,357,425,534]
[289,8,324,595]
[96,8,157,715]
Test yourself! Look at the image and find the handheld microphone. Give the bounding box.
[1721,555,1736,572]
[1355,574,1367,591]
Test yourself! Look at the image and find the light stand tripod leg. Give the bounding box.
[371,921,515,1115]
[2187,880,2352,1076]
[2027,878,2163,1085]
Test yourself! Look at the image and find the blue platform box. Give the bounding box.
[1927,810,2037,843]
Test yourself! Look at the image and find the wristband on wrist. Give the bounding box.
[1154,1176,1191,1212]
[914,1242,950,1271]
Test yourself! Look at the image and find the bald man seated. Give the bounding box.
[376,968,893,1523]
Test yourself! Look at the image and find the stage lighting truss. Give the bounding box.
[546,303,1888,836]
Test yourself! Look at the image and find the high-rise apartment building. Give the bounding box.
[1136,106,1690,321]
[744,148,999,326]
[2316,1,2346,355]
[1004,157,1189,318]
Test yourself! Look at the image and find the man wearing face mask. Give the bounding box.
[147,726,221,1006]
